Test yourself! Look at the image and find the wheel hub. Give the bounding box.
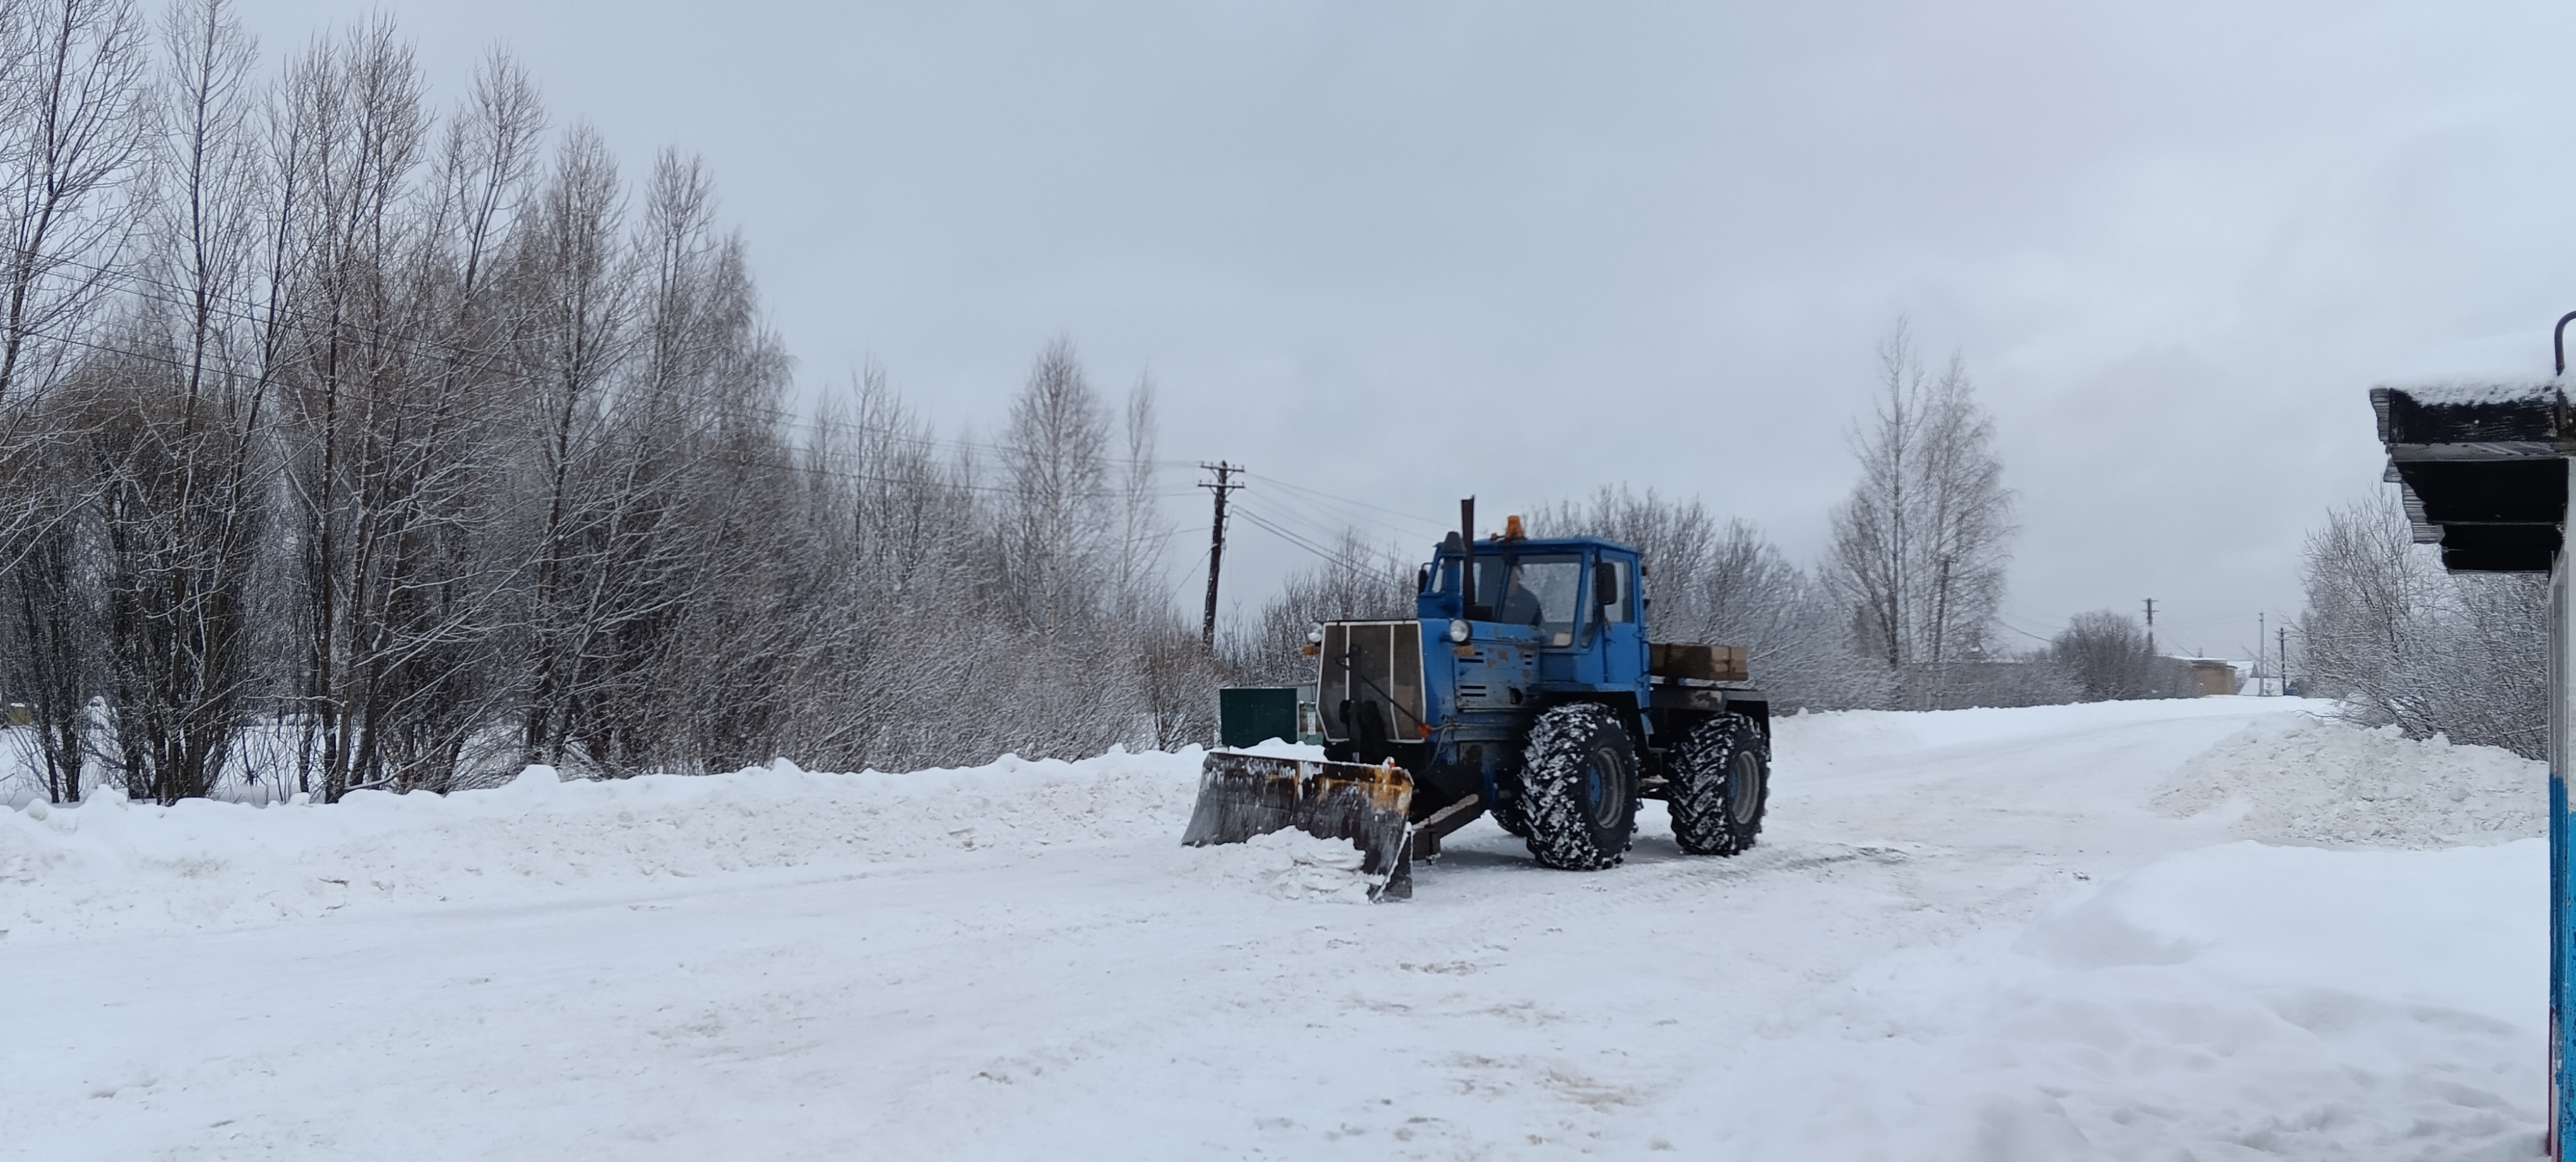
[1729,750,1764,826]
[1588,746,1628,830]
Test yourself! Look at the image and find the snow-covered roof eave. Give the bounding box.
[2369,380,2570,573]
[2372,378,2568,451]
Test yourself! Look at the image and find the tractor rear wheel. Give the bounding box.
[1518,703,1637,870]
[1669,714,1768,856]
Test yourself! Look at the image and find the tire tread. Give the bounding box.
[1519,703,1636,871]
[1669,714,1767,856]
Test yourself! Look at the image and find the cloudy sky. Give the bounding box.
[236,1,2576,661]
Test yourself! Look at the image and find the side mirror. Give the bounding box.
[1594,561,1619,606]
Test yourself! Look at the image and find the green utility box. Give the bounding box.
[1218,686,1323,748]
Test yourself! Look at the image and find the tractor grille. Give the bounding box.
[1317,621,1425,745]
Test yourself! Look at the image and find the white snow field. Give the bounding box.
[0,697,2548,1159]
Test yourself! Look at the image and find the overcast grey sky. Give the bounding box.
[237,1,2576,661]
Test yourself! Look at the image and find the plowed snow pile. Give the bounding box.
[1709,839,2543,1160]
[2152,715,2544,847]
[1179,829,1383,902]
[0,749,1202,944]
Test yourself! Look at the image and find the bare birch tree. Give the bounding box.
[1825,323,2015,707]
[998,338,1112,644]
[83,0,268,803]
[1110,373,1168,620]
[0,0,152,800]
[509,123,632,769]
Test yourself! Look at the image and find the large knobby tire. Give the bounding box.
[1669,714,1768,856]
[1518,703,1638,870]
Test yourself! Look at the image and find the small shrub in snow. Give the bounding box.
[2296,496,2546,758]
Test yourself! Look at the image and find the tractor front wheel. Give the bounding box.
[1518,703,1638,870]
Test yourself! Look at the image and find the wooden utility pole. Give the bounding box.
[1199,462,1241,649]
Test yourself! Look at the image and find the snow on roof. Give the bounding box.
[2371,377,2567,453]
[2371,378,2566,409]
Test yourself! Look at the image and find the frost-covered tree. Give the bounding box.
[997,338,1114,644]
[0,8,1245,804]
[2297,494,2546,758]
[2050,610,2160,702]
[1825,323,2015,708]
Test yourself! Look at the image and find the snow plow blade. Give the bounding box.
[1181,751,1416,901]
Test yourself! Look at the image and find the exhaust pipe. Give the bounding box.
[1460,496,1477,618]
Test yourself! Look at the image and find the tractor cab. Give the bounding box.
[1414,531,1649,695]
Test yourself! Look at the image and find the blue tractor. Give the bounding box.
[1183,501,1772,899]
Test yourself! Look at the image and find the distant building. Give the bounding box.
[2186,659,2239,696]
[2161,657,2239,697]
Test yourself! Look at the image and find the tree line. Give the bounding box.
[11,0,2474,806]
[0,1,1222,804]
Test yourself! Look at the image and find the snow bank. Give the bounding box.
[0,749,1205,944]
[1719,839,2545,1159]
[2153,716,2543,848]
[1774,695,2327,772]
[1179,828,1381,904]
[1,697,2551,1158]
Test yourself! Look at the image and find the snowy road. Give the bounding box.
[0,698,2549,1159]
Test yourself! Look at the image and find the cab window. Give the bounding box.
[1601,559,1633,624]
[1499,554,1585,645]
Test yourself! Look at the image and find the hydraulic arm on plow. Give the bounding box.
[1183,502,1774,899]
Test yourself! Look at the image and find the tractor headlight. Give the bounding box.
[1307,623,1326,644]
[1447,618,1470,644]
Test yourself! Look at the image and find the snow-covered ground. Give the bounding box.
[0,697,2548,1159]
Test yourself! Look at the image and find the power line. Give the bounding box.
[1232,503,1413,592]
[1236,491,1378,551]
[1232,503,1342,562]
[1993,616,2060,644]
[1251,482,1433,548]
[1253,472,1452,534]
[1234,498,1381,564]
